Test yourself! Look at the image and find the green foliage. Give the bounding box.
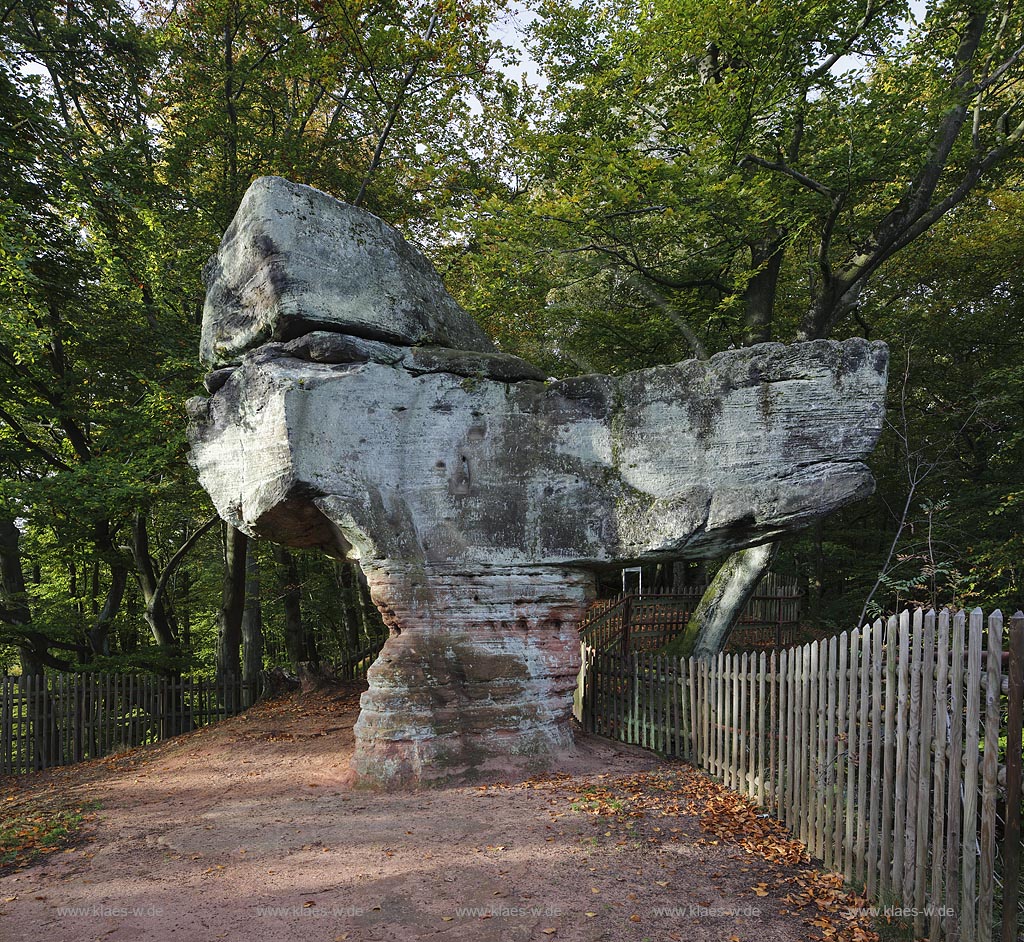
[0,0,511,675]
[445,0,1024,624]
[1,0,1021,672]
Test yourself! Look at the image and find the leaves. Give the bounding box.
[0,796,95,873]
[493,766,879,942]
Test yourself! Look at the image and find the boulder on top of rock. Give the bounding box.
[200,176,495,366]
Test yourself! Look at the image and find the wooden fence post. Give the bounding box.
[929,610,951,942]
[844,627,861,883]
[867,618,883,896]
[1001,613,1024,942]
[944,610,966,940]
[912,610,936,937]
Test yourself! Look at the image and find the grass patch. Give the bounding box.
[0,799,98,871]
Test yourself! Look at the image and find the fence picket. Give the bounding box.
[904,610,924,899]
[1002,614,1024,942]
[702,656,711,769]
[740,655,747,793]
[824,635,838,869]
[929,610,950,942]
[977,611,1002,940]
[716,651,726,781]
[844,627,860,882]
[788,645,798,829]
[815,638,827,860]
[791,645,800,831]
[780,648,791,824]
[855,626,870,883]
[688,656,697,762]
[961,608,984,942]
[944,610,967,941]
[797,641,809,845]
[912,610,936,937]
[835,632,848,858]
[882,609,899,901]
[892,610,911,891]
[756,651,767,806]
[769,650,778,815]
[867,618,883,896]
[807,639,819,854]
[23,674,31,774]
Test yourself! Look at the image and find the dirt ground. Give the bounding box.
[0,685,873,942]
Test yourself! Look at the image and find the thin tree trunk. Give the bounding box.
[130,514,178,650]
[808,519,825,625]
[0,515,62,762]
[88,563,128,656]
[0,514,42,676]
[241,542,263,701]
[179,567,192,648]
[216,523,247,682]
[663,542,778,657]
[272,545,306,668]
[744,239,785,344]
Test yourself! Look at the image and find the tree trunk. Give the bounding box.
[744,238,785,344]
[216,523,247,682]
[241,542,263,702]
[663,542,779,657]
[807,519,825,625]
[0,514,42,677]
[1,516,30,626]
[272,545,306,668]
[179,566,192,648]
[88,563,128,656]
[0,515,63,762]
[130,513,178,650]
[333,559,362,656]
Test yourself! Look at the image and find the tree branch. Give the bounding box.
[353,14,437,207]
[151,516,220,616]
[740,154,834,198]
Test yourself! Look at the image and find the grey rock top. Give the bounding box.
[191,176,889,570]
[200,176,495,367]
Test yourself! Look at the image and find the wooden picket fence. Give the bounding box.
[580,575,802,654]
[576,608,1024,941]
[0,673,261,775]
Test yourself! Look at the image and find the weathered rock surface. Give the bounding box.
[188,177,889,785]
[200,176,495,367]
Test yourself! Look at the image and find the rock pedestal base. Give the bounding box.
[351,565,593,784]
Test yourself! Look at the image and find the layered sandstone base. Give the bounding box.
[351,565,594,784]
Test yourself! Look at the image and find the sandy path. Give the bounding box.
[0,686,816,942]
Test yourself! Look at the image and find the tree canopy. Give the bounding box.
[1,0,1022,673]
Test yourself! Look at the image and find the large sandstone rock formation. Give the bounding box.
[188,176,888,785]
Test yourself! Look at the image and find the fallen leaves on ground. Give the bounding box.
[490,764,879,942]
[0,799,96,873]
